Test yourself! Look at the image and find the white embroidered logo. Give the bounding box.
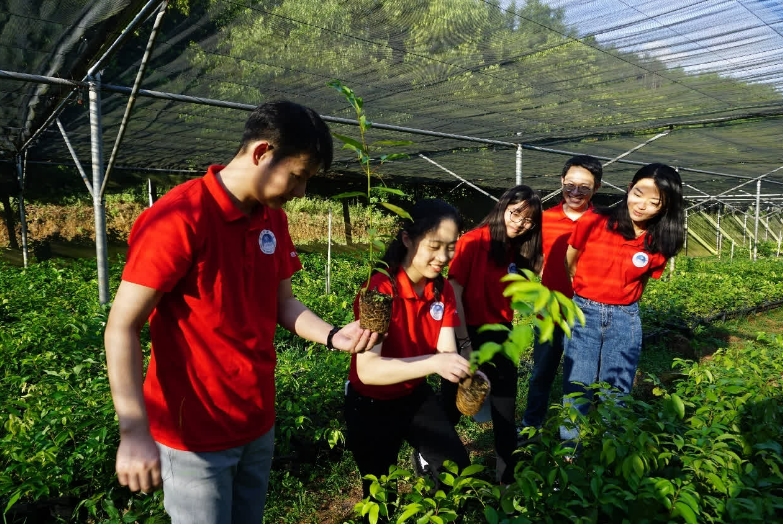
[632,251,649,268]
[430,301,445,321]
[259,230,277,254]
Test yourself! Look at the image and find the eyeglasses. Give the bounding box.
[563,183,594,196]
[508,209,536,228]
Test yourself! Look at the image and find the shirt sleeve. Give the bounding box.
[276,211,303,281]
[447,232,474,286]
[441,279,460,328]
[122,199,197,292]
[649,256,668,279]
[568,211,600,251]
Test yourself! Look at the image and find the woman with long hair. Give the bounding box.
[560,163,685,446]
[441,185,543,484]
[345,198,471,498]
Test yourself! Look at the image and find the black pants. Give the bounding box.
[441,322,518,484]
[345,382,470,498]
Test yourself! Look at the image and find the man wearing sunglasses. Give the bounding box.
[521,155,602,432]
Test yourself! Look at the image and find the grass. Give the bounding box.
[0,195,396,267]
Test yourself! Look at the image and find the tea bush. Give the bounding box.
[358,332,783,524]
[2,254,783,523]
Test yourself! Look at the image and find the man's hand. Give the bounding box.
[331,320,382,354]
[116,427,162,493]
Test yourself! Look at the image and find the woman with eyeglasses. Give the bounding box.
[521,155,602,432]
[436,185,543,484]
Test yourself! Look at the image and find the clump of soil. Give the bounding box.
[456,370,491,416]
[358,288,393,333]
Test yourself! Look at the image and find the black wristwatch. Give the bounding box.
[326,326,341,350]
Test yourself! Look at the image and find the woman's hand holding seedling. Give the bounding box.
[433,352,471,383]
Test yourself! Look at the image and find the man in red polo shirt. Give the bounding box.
[520,155,602,431]
[104,101,379,524]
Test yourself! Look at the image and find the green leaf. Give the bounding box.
[369,502,379,524]
[372,187,406,196]
[439,473,455,486]
[483,507,499,523]
[4,489,22,515]
[631,453,645,477]
[508,326,534,352]
[476,324,511,333]
[332,133,364,151]
[332,191,366,200]
[372,140,414,148]
[706,473,727,494]
[397,504,422,523]
[671,394,685,419]
[460,464,484,477]
[673,501,698,523]
[380,202,411,219]
[379,153,409,162]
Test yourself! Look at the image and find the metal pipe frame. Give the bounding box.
[3,69,781,187]
[19,0,166,153]
[15,154,28,267]
[88,75,110,304]
[102,0,169,193]
[419,154,499,202]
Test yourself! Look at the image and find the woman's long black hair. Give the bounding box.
[380,198,463,301]
[596,163,685,258]
[478,185,543,273]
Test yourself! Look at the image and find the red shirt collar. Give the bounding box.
[204,165,266,224]
[394,266,438,301]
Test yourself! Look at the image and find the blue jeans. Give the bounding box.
[157,427,275,524]
[521,325,565,429]
[560,296,642,442]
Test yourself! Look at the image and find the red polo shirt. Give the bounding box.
[448,225,515,325]
[349,268,459,400]
[541,202,592,298]
[122,165,302,451]
[569,211,667,305]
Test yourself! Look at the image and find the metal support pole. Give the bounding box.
[754,180,761,261]
[743,213,747,246]
[147,179,157,207]
[731,240,735,261]
[515,144,522,186]
[716,207,722,257]
[56,118,94,196]
[765,211,769,241]
[103,0,168,189]
[15,154,28,267]
[326,209,332,294]
[684,209,688,256]
[419,154,498,202]
[89,74,110,304]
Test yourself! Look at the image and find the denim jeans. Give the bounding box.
[157,427,275,524]
[560,295,642,442]
[521,325,565,429]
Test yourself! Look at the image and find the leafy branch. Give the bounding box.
[328,80,412,287]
